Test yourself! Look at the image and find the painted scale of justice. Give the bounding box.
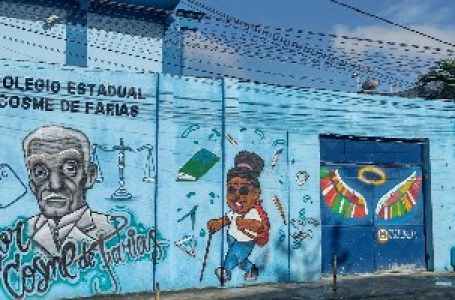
[91,138,155,200]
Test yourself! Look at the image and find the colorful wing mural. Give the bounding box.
[320,168,368,218]
[375,171,422,220]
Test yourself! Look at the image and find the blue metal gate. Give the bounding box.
[320,136,427,274]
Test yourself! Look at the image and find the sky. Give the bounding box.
[177,0,455,93]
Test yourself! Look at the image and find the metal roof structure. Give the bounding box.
[109,0,181,10]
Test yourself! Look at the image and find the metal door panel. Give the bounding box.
[375,225,426,270]
[321,226,375,274]
[373,167,424,226]
[320,166,373,227]
[344,140,423,165]
[320,136,427,275]
[320,138,345,162]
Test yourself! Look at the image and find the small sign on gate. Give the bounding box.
[377,229,389,244]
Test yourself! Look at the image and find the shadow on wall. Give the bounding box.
[330,222,348,271]
[271,238,289,282]
[267,234,321,282]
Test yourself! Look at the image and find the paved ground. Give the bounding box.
[73,271,455,300]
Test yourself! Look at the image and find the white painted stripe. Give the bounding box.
[322,184,334,196]
[407,191,416,205]
[339,198,345,214]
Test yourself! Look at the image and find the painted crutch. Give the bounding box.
[199,232,213,282]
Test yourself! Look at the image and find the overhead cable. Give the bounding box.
[187,0,455,54]
[329,0,455,48]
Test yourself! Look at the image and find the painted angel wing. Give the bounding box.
[320,168,368,219]
[375,171,422,220]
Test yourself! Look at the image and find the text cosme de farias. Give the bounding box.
[0,218,167,298]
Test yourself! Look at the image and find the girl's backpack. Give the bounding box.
[253,200,270,247]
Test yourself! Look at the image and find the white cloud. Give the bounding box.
[381,0,451,25]
[332,24,455,56]
[331,23,455,85]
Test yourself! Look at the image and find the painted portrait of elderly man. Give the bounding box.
[23,125,120,256]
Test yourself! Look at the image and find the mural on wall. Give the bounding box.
[92,138,155,200]
[0,164,27,208]
[170,124,223,263]
[290,214,320,249]
[320,167,422,220]
[207,151,270,283]
[320,168,368,219]
[358,166,386,186]
[0,125,169,299]
[375,172,422,220]
[225,133,239,146]
[24,126,119,256]
[272,195,286,225]
[177,149,220,182]
[295,170,310,187]
[290,156,320,250]
[170,121,293,287]
[290,195,320,249]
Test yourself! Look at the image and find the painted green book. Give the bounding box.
[177,149,220,181]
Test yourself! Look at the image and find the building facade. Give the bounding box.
[0,1,454,299]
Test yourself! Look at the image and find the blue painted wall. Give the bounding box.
[0,59,455,299]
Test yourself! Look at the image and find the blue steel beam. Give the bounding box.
[66,0,89,67]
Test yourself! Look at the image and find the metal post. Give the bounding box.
[155,282,160,300]
[332,254,337,292]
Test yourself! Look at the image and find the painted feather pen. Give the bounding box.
[272,195,286,225]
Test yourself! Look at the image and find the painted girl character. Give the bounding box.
[207,151,270,282]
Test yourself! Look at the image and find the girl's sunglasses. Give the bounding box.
[227,185,254,195]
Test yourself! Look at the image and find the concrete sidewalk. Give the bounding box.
[74,272,455,300]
